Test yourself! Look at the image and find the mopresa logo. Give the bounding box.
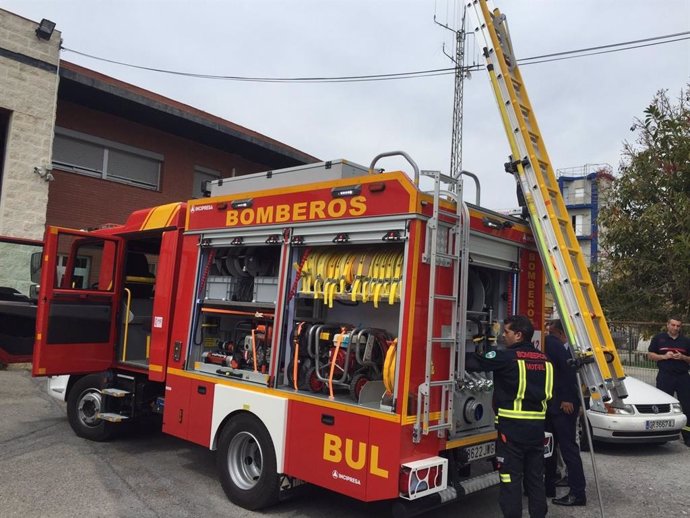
[191,204,213,213]
[331,469,361,486]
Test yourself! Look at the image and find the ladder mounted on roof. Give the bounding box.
[467,0,627,407]
[413,170,471,443]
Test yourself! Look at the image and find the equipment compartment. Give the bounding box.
[276,242,405,409]
[188,244,281,384]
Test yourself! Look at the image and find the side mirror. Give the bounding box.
[29,284,39,301]
[30,251,42,284]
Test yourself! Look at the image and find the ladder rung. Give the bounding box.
[428,379,455,387]
[435,252,459,261]
[432,294,458,302]
[431,295,458,301]
[430,337,456,344]
[426,422,452,432]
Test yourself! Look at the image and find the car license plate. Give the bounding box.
[463,441,496,462]
[645,419,675,430]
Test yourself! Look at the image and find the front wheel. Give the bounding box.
[217,413,279,510]
[66,374,117,441]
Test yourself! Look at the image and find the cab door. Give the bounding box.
[33,228,124,376]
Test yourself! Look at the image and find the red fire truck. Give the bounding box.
[34,0,631,512]
[33,155,546,514]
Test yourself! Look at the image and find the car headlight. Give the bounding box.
[604,403,635,415]
[671,403,683,413]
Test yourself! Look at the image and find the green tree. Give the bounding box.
[598,87,690,322]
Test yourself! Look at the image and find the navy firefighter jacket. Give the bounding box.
[467,342,553,442]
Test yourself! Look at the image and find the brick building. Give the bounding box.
[50,61,316,230]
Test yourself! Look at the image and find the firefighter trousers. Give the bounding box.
[545,410,586,497]
[656,370,690,444]
[496,433,546,518]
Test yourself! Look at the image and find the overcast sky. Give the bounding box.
[4,0,689,210]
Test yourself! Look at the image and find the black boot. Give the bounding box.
[552,493,586,506]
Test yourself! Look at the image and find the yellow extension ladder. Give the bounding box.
[467,0,627,407]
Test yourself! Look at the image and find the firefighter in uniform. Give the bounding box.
[648,317,690,446]
[544,319,586,506]
[467,315,553,518]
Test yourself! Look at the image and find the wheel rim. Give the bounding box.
[77,389,102,427]
[227,431,263,490]
[309,370,323,392]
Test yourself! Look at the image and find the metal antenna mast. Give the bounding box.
[435,5,468,181]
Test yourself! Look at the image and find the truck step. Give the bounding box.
[96,412,129,423]
[458,471,500,496]
[101,388,131,398]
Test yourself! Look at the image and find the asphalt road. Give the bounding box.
[1,364,688,518]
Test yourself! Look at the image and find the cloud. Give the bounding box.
[4,0,689,209]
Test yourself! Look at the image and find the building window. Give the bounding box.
[193,166,221,198]
[52,127,162,190]
[572,214,584,236]
[574,186,585,200]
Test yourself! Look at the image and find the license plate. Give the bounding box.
[645,419,675,430]
[463,441,496,462]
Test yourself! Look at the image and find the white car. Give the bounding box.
[581,376,687,447]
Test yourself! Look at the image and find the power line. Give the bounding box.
[61,32,690,84]
[518,31,690,62]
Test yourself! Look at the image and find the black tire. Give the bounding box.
[286,358,312,390]
[305,366,326,393]
[66,374,117,441]
[217,413,279,510]
[349,373,370,402]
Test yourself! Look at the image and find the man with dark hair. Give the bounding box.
[648,317,690,446]
[544,319,587,506]
[467,315,553,518]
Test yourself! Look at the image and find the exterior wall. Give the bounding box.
[562,178,591,205]
[0,10,61,240]
[48,101,277,230]
[557,171,613,273]
[559,176,594,267]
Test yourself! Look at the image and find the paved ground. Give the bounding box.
[1,364,688,518]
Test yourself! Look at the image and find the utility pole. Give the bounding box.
[435,6,468,181]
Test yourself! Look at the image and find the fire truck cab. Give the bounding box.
[33,156,544,513]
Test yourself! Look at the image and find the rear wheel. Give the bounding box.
[67,374,117,441]
[217,413,279,510]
